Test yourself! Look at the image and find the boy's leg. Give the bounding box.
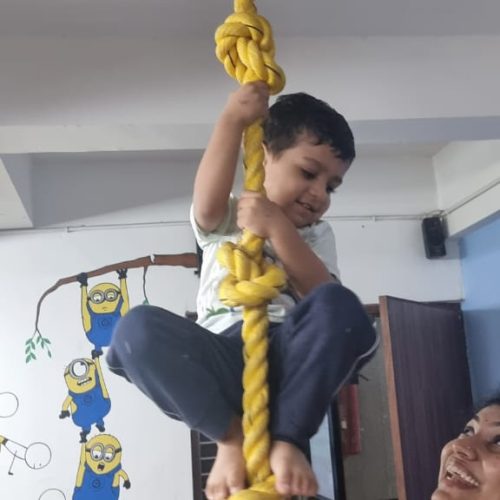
[269,282,378,452]
[265,282,377,496]
[105,305,244,441]
[106,305,249,499]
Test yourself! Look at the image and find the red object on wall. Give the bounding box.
[338,384,361,456]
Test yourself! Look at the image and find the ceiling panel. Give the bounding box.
[0,0,499,38]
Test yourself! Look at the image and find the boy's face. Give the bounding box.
[263,134,350,228]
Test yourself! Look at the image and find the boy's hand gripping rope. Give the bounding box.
[215,1,286,498]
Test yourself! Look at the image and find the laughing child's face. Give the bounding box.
[263,134,349,228]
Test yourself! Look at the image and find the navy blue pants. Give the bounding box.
[106,283,378,452]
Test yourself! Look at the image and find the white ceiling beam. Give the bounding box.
[1,36,500,127]
[2,116,500,154]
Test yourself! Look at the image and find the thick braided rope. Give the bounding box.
[215,1,286,499]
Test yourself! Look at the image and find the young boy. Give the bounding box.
[106,82,378,499]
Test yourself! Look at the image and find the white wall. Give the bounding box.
[331,150,437,217]
[334,219,461,304]
[0,225,199,500]
[328,150,462,303]
[433,140,500,236]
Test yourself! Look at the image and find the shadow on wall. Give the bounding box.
[28,150,201,227]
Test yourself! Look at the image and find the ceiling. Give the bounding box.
[1,0,499,231]
[1,0,500,38]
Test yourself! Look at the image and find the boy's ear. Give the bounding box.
[262,143,270,166]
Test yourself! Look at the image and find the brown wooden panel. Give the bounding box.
[380,296,472,500]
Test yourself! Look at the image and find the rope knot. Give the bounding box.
[217,241,286,308]
[214,3,285,94]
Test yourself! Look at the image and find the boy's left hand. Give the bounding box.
[237,191,287,239]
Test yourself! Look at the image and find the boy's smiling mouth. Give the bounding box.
[296,201,316,213]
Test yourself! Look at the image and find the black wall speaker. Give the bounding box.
[422,216,447,259]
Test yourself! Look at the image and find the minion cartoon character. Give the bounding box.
[73,434,130,500]
[77,270,129,358]
[60,357,111,443]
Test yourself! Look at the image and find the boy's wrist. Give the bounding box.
[268,211,296,243]
[219,109,247,132]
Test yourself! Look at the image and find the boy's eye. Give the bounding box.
[326,185,336,194]
[300,168,315,180]
[492,435,500,447]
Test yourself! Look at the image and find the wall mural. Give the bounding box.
[0,391,52,476]
[13,253,198,499]
[60,357,111,444]
[73,434,130,499]
[0,392,19,419]
[0,437,52,476]
[77,271,129,359]
[39,489,67,500]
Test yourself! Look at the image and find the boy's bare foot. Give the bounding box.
[205,418,246,500]
[270,440,318,497]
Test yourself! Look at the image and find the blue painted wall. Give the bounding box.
[460,213,500,403]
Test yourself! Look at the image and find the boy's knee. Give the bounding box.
[312,282,362,311]
[111,305,157,355]
[311,282,375,345]
[106,305,162,380]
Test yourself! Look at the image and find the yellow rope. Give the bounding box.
[215,1,286,498]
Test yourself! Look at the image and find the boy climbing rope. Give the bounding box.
[106,82,378,499]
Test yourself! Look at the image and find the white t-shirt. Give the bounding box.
[190,196,340,333]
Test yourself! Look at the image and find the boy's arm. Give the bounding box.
[237,192,335,297]
[193,82,269,233]
[269,218,335,297]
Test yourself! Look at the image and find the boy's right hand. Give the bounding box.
[222,82,269,129]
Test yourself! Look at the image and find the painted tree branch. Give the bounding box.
[26,253,198,362]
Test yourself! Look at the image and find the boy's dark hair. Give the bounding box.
[262,92,355,164]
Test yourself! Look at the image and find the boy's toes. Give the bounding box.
[294,476,306,496]
[275,470,292,495]
[227,475,245,495]
[205,482,228,500]
[302,474,318,496]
